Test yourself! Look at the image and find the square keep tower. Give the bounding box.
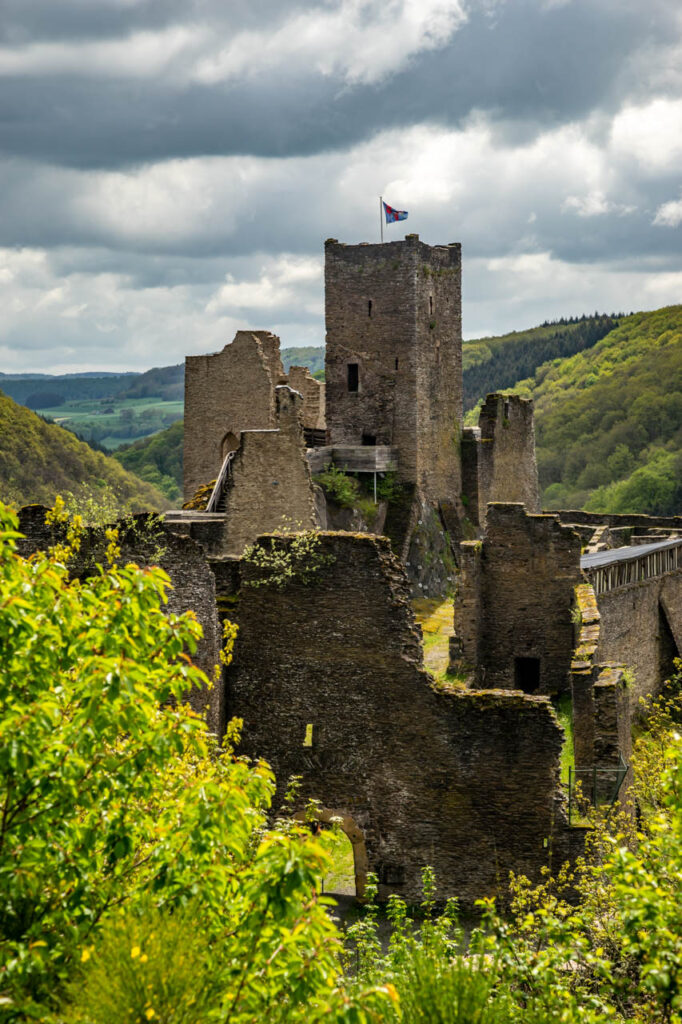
[324,234,462,504]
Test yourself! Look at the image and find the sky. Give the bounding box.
[1,0,681,374]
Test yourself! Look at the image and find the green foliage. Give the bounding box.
[114,420,184,502]
[529,305,682,514]
[315,464,361,508]
[0,391,167,512]
[243,531,335,589]
[0,503,387,1022]
[463,313,618,410]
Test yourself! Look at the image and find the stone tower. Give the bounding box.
[324,234,462,505]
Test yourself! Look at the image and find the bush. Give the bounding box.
[0,502,383,1022]
[314,464,360,508]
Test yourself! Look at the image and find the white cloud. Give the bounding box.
[654,193,682,227]
[194,0,467,87]
[206,256,322,315]
[611,98,682,174]
[0,26,202,79]
[562,190,635,217]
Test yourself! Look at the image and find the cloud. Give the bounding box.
[0,1,681,372]
[562,191,635,217]
[654,193,682,228]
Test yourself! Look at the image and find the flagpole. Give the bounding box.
[379,196,383,243]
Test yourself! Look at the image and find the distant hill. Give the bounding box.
[117,364,184,402]
[0,392,168,512]
[281,347,324,377]
[462,313,619,410]
[486,306,682,516]
[0,373,137,405]
[114,420,184,503]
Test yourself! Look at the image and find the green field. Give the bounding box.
[37,396,184,450]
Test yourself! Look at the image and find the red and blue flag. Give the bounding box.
[383,201,408,223]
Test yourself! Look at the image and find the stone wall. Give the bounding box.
[595,570,682,712]
[324,235,462,504]
[220,386,317,556]
[16,506,224,735]
[287,365,326,431]
[183,331,285,501]
[228,531,574,906]
[473,394,540,526]
[454,504,582,693]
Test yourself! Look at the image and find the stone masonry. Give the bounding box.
[462,394,541,529]
[183,331,325,501]
[227,531,575,905]
[220,385,318,555]
[324,235,462,505]
[454,503,582,693]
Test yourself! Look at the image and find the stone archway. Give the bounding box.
[220,431,239,460]
[294,808,369,898]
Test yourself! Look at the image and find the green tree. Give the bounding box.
[0,503,385,1022]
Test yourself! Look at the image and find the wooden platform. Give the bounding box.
[307,445,398,474]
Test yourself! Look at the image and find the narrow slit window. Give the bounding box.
[395,357,399,370]
[429,295,433,315]
[368,299,372,317]
[303,723,314,748]
[347,363,359,392]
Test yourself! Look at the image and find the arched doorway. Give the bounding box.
[294,808,369,898]
[220,431,239,460]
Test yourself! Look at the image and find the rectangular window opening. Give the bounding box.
[303,723,314,748]
[347,363,359,392]
[395,357,399,370]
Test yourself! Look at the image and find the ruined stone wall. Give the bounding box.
[324,235,461,502]
[476,394,540,524]
[456,504,582,694]
[16,506,224,735]
[221,386,317,556]
[414,240,462,503]
[287,365,326,431]
[554,510,682,533]
[595,570,682,712]
[183,331,284,501]
[228,531,573,906]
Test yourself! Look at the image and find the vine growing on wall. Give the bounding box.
[242,530,335,589]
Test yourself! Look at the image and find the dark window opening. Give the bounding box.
[368,299,372,317]
[362,433,376,446]
[429,295,433,315]
[395,357,399,370]
[504,399,511,420]
[347,363,359,392]
[515,657,541,694]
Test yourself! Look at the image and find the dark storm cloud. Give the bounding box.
[0,0,678,170]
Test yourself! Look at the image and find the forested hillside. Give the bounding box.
[501,306,682,515]
[0,392,168,511]
[462,314,619,410]
[114,420,184,503]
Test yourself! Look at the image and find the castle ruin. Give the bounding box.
[17,235,682,905]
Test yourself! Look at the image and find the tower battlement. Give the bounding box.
[324,235,462,503]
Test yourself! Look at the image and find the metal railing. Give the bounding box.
[206,450,235,513]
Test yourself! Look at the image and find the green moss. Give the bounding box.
[552,693,575,783]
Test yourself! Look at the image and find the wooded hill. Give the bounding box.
[113,420,184,504]
[501,305,682,516]
[0,392,168,511]
[462,314,619,410]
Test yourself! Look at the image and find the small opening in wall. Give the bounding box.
[303,723,314,747]
[395,357,399,370]
[347,363,359,392]
[362,433,376,446]
[504,399,511,420]
[429,295,433,315]
[368,299,372,317]
[514,657,541,694]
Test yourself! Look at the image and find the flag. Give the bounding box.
[383,201,408,224]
